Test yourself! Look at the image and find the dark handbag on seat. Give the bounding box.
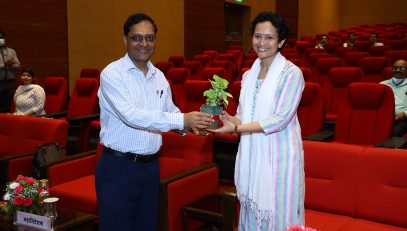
[32,142,66,179]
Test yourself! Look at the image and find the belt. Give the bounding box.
[104,147,159,163]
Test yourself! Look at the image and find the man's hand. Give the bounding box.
[184,111,213,129]
[395,112,406,121]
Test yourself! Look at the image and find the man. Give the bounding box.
[95,13,213,231]
[0,31,20,112]
[370,33,384,46]
[343,32,357,47]
[315,35,328,49]
[380,59,407,137]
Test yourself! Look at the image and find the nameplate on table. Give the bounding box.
[15,211,52,230]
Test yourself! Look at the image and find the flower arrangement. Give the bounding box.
[287,225,317,231]
[203,74,233,107]
[2,175,40,216]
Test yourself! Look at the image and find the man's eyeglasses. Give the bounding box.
[129,34,155,43]
[393,66,407,72]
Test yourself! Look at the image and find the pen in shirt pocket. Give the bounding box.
[156,90,163,98]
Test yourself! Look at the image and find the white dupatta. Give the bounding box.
[235,52,287,222]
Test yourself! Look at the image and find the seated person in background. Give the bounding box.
[380,59,407,136]
[370,33,384,46]
[343,32,357,47]
[13,68,45,116]
[315,35,328,49]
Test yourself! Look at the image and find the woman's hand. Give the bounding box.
[207,111,236,134]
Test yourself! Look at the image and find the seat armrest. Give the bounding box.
[223,191,237,231]
[159,163,218,231]
[40,149,97,186]
[375,137,407,149]
[66,113,100,126]
[303,130,335,141]
[43,111,68,118]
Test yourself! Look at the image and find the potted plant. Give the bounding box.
[201,74,233,128]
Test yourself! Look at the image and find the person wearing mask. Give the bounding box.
[13,68,45,116]
[380,59,407,137]
[95,13,213,231]
[0,30,20,112]
[343,32,357,47]
[209,11,305,230]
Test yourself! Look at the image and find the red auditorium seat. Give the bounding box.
[295,41,314,56]
[354,40,372,51]
[63,78,99,153]
[168,55,185,67]
[43,76,68,114]
[323,67,363,122]
[79,68,100,81]
[299,67,315,83]
[382,66,393,80]
[334,82,394,146]
[324,42,342,54]
[335,46,356,58]
[358,56,391,82]
[315,57,345,84]
[203,50,218,62]
[155,61,174,76]
[237,67,250,81]
[309,53,332,67]
[387,39,406,50]
[193,54,212,67]
[181,60,203,80]
[216,53,238,78]
[184,80,211,112]
[166,68,190,112]
[0,114,69,188]
[368,45,392,57]
[298,82,325,137]
[226,49,243,70]
[385,50,407,64]
[202,67,227,82]
[210,60,234,82]
[343,51,369,66]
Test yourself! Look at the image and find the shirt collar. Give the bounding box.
[123,53,156,78]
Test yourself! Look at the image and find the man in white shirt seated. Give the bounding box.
[380,59,407,136]
[370,33,384,46]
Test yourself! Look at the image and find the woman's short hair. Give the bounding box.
[123,13,157,36]
[249,11,289,51]
[21,68,35,77]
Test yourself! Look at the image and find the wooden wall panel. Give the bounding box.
[276,0,299,39]
[184,0,225,59]
[0,0,68,86]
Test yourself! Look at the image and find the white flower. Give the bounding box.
[3,193,10,201]
[9,182,20,190]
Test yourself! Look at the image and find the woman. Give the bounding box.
[13,68,46,116]
[209,12,305,230]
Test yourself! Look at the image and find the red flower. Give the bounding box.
[14,186,23,194]
[25,178,35,185]
[15,176,25,182]
[23,198,33,206]
[13,196,24,206]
